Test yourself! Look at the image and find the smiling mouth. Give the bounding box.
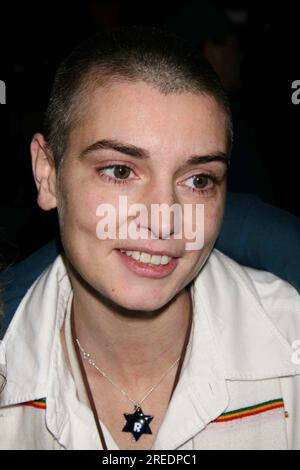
[118,248,173,266]
[115,248,179,278]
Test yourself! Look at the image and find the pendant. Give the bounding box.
[122,405,154,441]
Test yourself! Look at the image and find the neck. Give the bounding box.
[68,271,192,389]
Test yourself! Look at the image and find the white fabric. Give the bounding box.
[0,249,299,450]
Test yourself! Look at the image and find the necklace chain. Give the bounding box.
[76,338,181,408]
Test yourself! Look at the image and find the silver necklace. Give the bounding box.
[76,338,180,442]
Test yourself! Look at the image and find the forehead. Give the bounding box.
[69,81,228,156]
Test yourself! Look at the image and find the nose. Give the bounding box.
[135,178,181,240]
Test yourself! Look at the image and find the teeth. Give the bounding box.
[132,251,140,261]
[120,250,172,266]
[150,255,161,265]
[140,252,151,263]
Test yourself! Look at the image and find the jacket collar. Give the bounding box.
[0,249,299,411]
[0,255,71,406]
[193,250,300,380]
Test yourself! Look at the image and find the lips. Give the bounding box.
[116,246,181,258]
[115,248,179,279]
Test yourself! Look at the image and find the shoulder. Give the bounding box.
[0,240,61,337]
[211,249,300,343]
[0,403,61,449]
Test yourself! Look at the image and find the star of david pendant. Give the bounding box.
[122,405,154,441]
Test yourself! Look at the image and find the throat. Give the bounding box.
[71,286,193,385]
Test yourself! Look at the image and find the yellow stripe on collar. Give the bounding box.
[213,398,285,423]
[21,398,46,410]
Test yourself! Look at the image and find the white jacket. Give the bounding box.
[0,249,299,450]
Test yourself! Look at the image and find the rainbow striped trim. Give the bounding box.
[213,398,285,423]
[21,398,46,410]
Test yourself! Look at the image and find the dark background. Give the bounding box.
[0,0,299,266]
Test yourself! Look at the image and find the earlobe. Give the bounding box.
[30,133,58,211]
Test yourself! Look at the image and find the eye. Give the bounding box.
[187,174,211,189]
[183,173,217,193]
[103,165,132,179]
[98,164,135,184]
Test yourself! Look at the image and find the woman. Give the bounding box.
[0,27,299,450]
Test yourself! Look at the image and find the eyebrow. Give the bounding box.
[79,139,229,166]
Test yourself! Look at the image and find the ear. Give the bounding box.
[30,133,58,210]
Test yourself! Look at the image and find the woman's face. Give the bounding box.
[56,81,229,311]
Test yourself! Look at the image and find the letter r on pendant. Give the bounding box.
[133,422,142,432]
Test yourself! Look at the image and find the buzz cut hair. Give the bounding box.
[43,26,233,169]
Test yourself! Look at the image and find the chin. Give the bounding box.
[125,297,167,312]
[109,290,173,314]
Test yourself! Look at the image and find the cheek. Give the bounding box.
[185,196,225,245]
[204,200,224,237]
[58,182,107,242]
[181,198,225,284]
[207,185,226,226]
